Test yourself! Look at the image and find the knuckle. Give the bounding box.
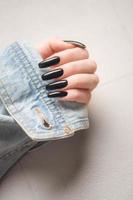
[75,78,80,88]
[78,47,89,58]
[88,91,92,99]
[70,49,77,59]
[73,90,80,99]
[71,62,79,73]
[85,91,91,103]
[83,49,89,58]
[91,59,97,72]
[94,74,100,85]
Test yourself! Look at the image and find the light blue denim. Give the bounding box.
[0,41,89,179]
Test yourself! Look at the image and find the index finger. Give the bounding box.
[37,37,86,59]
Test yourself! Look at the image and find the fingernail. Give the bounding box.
[46,80,68,90]
[42,68,64,80]
[38,56,60,68]
[63,40,86,49]
[47,91,68,98]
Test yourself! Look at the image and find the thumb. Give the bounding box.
[37,37,75,59]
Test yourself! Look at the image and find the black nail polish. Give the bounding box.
[38,56,60,68]
[47,91,68,98]
[46,80,68,90]
[42,68,64,80]
[63,40,86,49]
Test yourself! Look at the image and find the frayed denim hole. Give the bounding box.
[34,107,52,129]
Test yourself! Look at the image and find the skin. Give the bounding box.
[36,37,99,104]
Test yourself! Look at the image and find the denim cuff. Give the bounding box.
[0,41,89,141]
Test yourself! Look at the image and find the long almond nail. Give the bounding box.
[42,68,64,80]
[47,91,68,98]
[38,56,60,68]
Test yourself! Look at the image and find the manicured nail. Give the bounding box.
[46,80,68,90]
[38,56,60,68]
[47,91,68,98]
[63,40,86,49]
[41,68,64,80]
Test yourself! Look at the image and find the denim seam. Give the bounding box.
[0,84,36,135]
[0,80,18,113]
[31,122,89,141]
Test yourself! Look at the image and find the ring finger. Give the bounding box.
[50,89,92,104]
[45,73,99,91]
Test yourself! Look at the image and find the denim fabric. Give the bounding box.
[0,98,47,179]
[0,41,89,179]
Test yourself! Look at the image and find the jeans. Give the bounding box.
[0,41,89,179]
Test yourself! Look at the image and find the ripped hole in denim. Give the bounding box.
[34,107,52,129]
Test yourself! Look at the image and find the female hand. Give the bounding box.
[36,37,99,104]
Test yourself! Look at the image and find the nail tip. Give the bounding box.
[38,56,60,68]
[45,85,49,90]
[38,62,42,68]
[47,91,68,98]
[41,74,46,80]
[45,80,68,90]
[63,40,86,49]
[41,68,64,81]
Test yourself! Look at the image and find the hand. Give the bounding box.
[36,37,99,104]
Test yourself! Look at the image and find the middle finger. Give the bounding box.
[45,73,99,91]
[41,59,97,81]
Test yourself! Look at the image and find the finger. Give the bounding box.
[48,47,89,68]
[57,89,91,104]
[37,37,77,58]
[52,59,97,81]
[61,74,99,91]
[46,74,99,92]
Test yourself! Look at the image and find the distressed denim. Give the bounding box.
[0,41,89,179]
